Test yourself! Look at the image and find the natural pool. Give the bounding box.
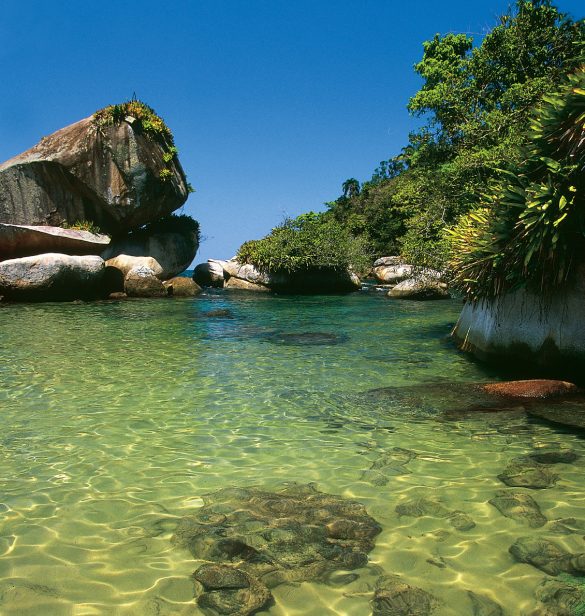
[1,289,584,615]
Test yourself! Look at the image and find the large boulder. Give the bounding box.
[124,265,166,298]
[452,266,585,381]
[105,255,164,279]
[388,278,450,300]
[163,277,201,297]
[219,259,360,294]
[0,106,188,233]
[102,227,198,280]
[192,259,226,288]
[0,223,110,260]
[0,253,105,301]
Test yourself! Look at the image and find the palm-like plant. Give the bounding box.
[448,67,585,301]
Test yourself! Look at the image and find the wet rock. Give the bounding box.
[193,260,226,288]
[264,332,347,346]
[548,517,585,534]
[173,483,381,610]
[194,564,273,616]
[163,277,201,297]
[532,577,585,615]
[527,404,585,432]
[497,456,559,489]
[373,264,414,284]
[489,490,547,528]
[467,591,504,616]
[395,498,475,531]
[362,447,416,486]
[224,277,270,292]
[0,222,110,260]
[203,309,234,318]
[528,449,579,465]
[124,265,166,298]
[388,278,450,300]
[509,537,585,576]
[0,253,105,301]
[482,380,580,399]
[371,574,435,616]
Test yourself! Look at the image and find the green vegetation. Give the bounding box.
[237,212,370,274]
[62,220,105,235]
[130,213,201,244]
[324,0,584,275]
[93,100,193,191]
[93,100,175,146]
[448,67,585,300]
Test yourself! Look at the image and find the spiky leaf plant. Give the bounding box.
[448,67,585,301]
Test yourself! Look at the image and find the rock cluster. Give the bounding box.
[0,105,199,302]
[172,483,381,615]
[372,256,449,300]
[193,258,361,294]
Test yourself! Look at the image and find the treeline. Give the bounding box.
[326,0,584,270]
[238,1,584,285]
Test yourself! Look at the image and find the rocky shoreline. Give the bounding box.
[0,103,200,302]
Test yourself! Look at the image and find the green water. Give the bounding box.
[1,290,584,615]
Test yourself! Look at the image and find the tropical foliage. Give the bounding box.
[325,0,584,270]
[237,213,370,274]
[448,67,585,300]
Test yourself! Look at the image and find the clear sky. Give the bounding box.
[1,1,583,264]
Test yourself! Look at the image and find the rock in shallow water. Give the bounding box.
[395,497,475,531]
[497,456,559,489]
[172,484,381,614]
[509,537,585,576]
[0,253,105,301]
[489,490,547,528]
[371,574,435,616]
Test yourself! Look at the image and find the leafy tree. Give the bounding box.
[341,178,361,198]
[236,213,371,274]
[447,67,585,300]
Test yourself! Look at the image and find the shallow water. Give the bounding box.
[0,289,584,615]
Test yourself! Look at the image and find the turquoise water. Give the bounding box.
[1,289,584,615]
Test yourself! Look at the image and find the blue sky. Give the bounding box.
[1,1,583,264]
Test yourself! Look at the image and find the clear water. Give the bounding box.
[1,289,584,615]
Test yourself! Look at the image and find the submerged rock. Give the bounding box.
[264,331,347,346]
[371,574,435,616]
[497,456,559,489]
[527,404,585,432]
[395,497,475,531]
[467,591,504,616]
[509,537,585,576]
[489,490,547,528]
[533,577,585,615]
[193,564,273,616]
[172,483,381,612]
[361,447,417,486]
[0,253,105,301]
[203,309,234,318]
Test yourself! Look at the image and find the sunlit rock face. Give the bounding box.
[452,266,585,383]
[0,114,188,233]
